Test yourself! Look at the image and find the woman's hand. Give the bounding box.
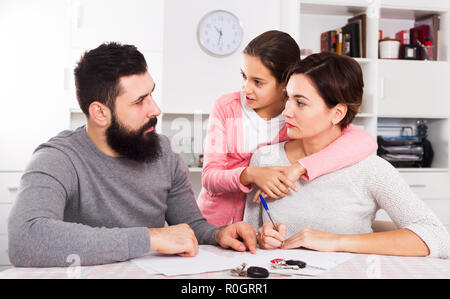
[257,221,287,249]
[281,227,342,252]
[241,166,297,200]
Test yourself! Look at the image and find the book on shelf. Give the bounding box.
[410,24,430,45]
[395,30,409,44]
[342,22,360,57]
[343,33,351,56]
[414,14,439,60]
[319,14,366,58]
[336,28,343,55]
[320,30,337,53]
[348,14,366,58]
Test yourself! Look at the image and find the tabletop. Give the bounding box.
[1,254,449,279]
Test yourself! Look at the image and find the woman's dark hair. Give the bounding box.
[244,30,300,84]
[285,52,363,129]
[74,42,148,116]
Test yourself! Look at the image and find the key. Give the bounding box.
[285,259,327,271]
[230,263,270,278]
[247,266,270,278]
[271,263,300,270]
[285,259,306,268]
[231,263,248,277]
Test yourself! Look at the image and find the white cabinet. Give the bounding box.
[402,171,450,231]
[380,0,450,10]
[401,171,450,199]
[0,206,12,236]
[378,61,450,117]
[282,1,450,230]
[0,172,22,204]
[0,171,21,267]
[0,235,10,267]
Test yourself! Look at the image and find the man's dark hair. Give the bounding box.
[285,52,364,129]
[74,42,148,116]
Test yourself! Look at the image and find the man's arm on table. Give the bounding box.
[7,148,150,267]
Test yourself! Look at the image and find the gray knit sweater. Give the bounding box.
[244,141,450,259]
[8,126,218,267]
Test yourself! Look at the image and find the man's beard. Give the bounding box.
[106,113,161,163]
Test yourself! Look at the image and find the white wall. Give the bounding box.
[162,0,281,114]
[0,0,285,197]
[0,0,69,170]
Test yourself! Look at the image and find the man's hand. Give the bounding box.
[214,221,257,254]
[148,223,198,257]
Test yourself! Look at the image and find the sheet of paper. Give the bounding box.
[130,248,232,276]
[202,245,353,276]
[131,245,354,277]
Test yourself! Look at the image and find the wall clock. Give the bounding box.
[197,10,243,57]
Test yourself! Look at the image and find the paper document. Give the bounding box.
[131,245,353,277]
[130,248,231,276]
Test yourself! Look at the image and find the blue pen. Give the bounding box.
[259,193,280,233]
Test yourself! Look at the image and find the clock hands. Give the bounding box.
[199,11,241,56]
[214,26,223,47]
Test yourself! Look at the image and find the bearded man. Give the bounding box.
[8,42,256,267]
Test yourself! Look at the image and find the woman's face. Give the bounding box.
[240,54,285,115]
[282,74,344,140]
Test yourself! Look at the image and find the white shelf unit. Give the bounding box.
[293,0,450,230]
[160,113,210,169]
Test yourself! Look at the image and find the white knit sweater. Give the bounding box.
[243,141,450,259]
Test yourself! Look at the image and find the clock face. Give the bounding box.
[197,10,243,57]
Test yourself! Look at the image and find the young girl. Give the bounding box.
[198,31,377,226]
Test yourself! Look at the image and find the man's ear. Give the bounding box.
[332,103,348,126]
[88,101,111,127]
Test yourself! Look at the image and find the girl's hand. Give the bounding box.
[252,162,305,203]
[241,166,297,200]
[284,161,306,183]
[257,221,287,249]
[281,227,342,252]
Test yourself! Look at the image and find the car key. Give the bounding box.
[285,259,326,271]
[231,263,270,278]
[247,266,269,278]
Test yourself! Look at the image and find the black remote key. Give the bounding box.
[285,259,307,268]
[246,266,270,278]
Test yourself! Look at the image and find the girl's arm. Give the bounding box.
[202,100,252,194]
[295,124,377,181]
